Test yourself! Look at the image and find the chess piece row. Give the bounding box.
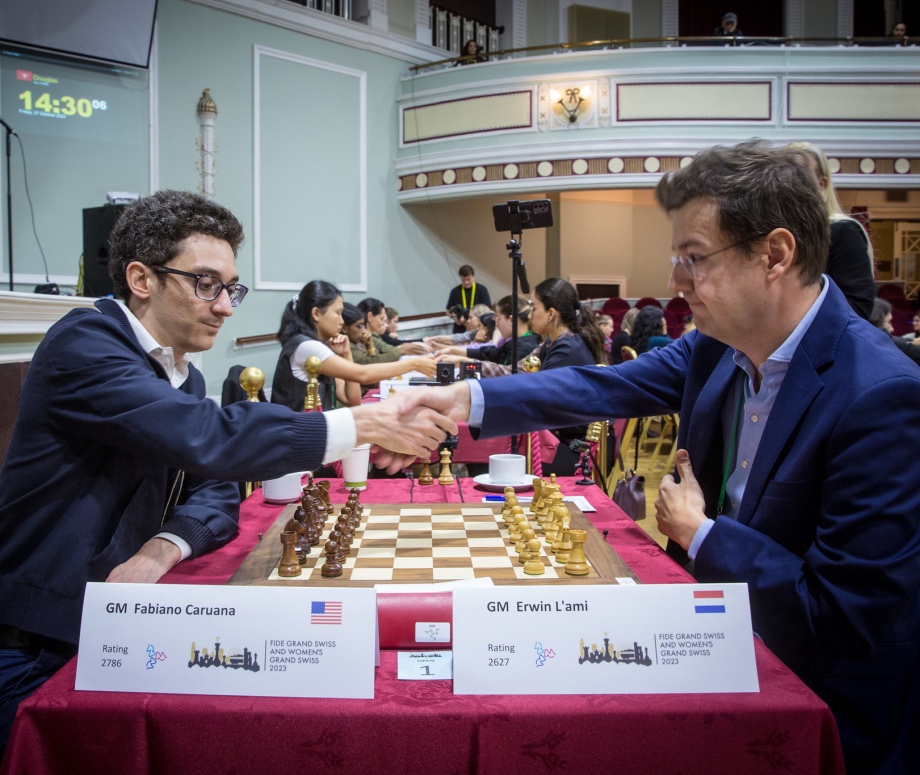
[503,477,589,577]
[277,481,361,578]
[320,490,365,578]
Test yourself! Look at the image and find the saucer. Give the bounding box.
[262,494,302,504]
[472,473,537,492]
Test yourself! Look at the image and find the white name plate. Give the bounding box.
[453,584,758,695]
[76,583,376,699]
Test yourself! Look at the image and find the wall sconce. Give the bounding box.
[550,83,594,127]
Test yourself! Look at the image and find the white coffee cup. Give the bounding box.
[489,453,526,485]
[262,471,304,503]
[342,443,371,491]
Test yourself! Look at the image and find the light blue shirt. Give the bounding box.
[687,277,829,559]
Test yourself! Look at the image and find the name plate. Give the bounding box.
[76,583,376,699]
[453,584,758,695]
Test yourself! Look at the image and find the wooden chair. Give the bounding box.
[621,345,638,361]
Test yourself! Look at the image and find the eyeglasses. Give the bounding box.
[153,266,249,307]
[669,237,764,279]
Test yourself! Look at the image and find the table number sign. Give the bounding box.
[453,584,758,695]
[76,583,377,698]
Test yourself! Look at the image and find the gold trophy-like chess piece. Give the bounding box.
[304,355,322,411]
[239,367,265,496]
[239,366,265,401]
[521,352,541,472]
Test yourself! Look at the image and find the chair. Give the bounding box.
[664,309,684,339]
[877,283,906,302]
[665,296,691,314]
[621,346,638,361]
[222,365,267,497]
[601,296,630,318]
[635,297,663,310]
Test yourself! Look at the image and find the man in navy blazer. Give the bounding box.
[410,143,920,774]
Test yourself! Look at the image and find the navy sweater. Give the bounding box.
[0,300,329,644]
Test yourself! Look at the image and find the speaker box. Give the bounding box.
[82,204,127,297]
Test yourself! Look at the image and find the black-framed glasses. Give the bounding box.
[669,236,766,279]
[153,266,249,307]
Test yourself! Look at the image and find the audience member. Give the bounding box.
[609,307,638,365]
[445,265,491,332]
[714,12,742,36]
[870,297,920,367]
[597,314,614,363]
[457,39,487,65]
[891,22,907,39]
[900,312,920,343]
[629,306,674,354]
[426,303,492,347]
[787,142,876,319]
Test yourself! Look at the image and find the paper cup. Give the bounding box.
[262,471,304,503]
[342,443,371,491]
[489,454,526,485]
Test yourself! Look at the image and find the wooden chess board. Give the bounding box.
[229,503,638,587]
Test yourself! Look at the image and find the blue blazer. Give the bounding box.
[478,282,920,774]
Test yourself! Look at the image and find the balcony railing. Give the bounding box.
[410,35,916,72]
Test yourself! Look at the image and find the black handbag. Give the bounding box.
[612,468,646,521]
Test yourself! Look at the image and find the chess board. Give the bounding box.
[229,503,638,587]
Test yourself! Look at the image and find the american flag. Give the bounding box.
[311,600,342,625]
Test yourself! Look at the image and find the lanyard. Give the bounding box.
[460,283,476,309]
[716,378,746,516]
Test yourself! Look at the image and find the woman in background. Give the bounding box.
[527,278,606,476]
[609,307,638,365]
[788,142,875,320]
[629,306,674,355]
[870,297,920,368]
[271,281,435,411]
[358,298,430,355]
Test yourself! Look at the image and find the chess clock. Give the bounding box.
[18,88,106,118]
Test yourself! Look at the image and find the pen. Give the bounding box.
[483,495,505,501]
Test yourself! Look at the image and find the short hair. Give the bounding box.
[458,264,475,278]
[655,141,829,286]
[870,297,891,330]
[108,190,244,301]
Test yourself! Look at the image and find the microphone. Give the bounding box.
[0,117,17,136]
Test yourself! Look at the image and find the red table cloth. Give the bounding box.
[1,479,845,775]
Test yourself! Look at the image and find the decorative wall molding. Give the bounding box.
[788,83,920,122]
[402,91,534,144]
[397,154,920,200]
[253,45,367,292]
[617,81,772,121]
[0,291,97,336]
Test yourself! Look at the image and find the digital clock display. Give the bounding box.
[19,90,107,117]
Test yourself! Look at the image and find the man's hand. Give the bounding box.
[106,537,182,583]
[402,381,472,425]
[654,449,708,550]
[351,391,459,462]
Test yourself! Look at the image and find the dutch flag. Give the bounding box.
[693,589,726,614]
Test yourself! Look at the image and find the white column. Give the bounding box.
[415,0,430,44]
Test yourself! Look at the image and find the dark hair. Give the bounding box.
[479,313,496,340]
[458,265,475,278]
[494,294,532,324]
[109,190,244,301]
[449,305,470,322]
[278,279,341,343]
[342,302,364,327]
[533,278,606,363]
[655,141,829,286]
[630,306,665,354]
[870,297,892,330]
[358,297,385,317]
